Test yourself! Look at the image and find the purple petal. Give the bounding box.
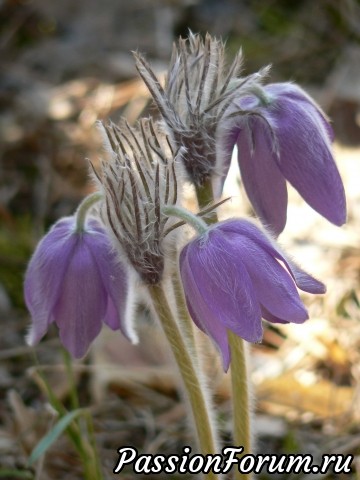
[271,95,346,226]
[261,305,290,324]
[214,94,262,198]
[237,116,288,236]
[25,217,77,346]
[279,255,326,295]
[226,232,309,324]
[265,83,335,142]
[213,124,239,198]
[83,229,134,341]
[103,300,123,331]
[184,231,263,342]
[180,245,231,371]
[53,239,106,358]
[218,219,326,295]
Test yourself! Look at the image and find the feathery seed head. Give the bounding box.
[96,118,180,285]
[134,32,269,186]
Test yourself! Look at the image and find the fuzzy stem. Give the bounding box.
[228,331,252,479]
[172,269,197,358]
[163,204,208,234]
[247,84,272,107]
[195,182,218,224]
[148,283,219,479]
[195,178,252,473]
[75,192,103,232]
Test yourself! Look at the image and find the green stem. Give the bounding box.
[62,349,103,479]
[75,192,103,232]
[33,354,102,480]
[163,205,208,235]
[195,178,252,473]
[63,349,80,411]
[148,283,219,480]
[228,332,252,480]
[194,182,217,224]
[171,268,197,358]
[84,411,103,480]
[248,84,273,107]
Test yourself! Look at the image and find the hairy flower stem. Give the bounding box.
[228,332,252,480]
[148,283,220,479]
[75,192,103,232]
[171,268,197,358]
[195,178,252,476]
[195,183,218,224]
[163,205,208,234]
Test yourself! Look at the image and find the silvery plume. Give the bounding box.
[95,118,181,285]
[134,32,269,187]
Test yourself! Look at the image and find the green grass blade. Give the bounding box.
[28,408,84,465]
[0,470,33,478]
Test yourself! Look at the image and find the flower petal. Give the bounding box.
[185,231,263,342]
[237,117,288,236]
[52,238,106,358]
[83,227,134,341]
[280,255,326,295]
[261,305,290,324]
[227,234,309,324]
[272,96,346,226]
[213,124,239,198]
[265,83,335,142]
[219,219,326,295]
[24,218,77,346]
[180,245,231,370]
[238,242,309,323]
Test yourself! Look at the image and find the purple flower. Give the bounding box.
[180,219,325,371]
[24,216,133,358]
[218,83,346,236]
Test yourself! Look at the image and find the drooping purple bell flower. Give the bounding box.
[218,83,346,236]
[179,219,325,371]
[24,216,133,358]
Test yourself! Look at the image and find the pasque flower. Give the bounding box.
[179,219,325,371]
[218,83,346,235]
[24,215,133,358]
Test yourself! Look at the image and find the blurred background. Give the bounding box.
[1,0,360,478]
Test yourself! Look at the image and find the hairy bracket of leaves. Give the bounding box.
[95,119,181,284]
[134,32,270,186]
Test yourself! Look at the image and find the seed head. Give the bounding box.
[134,32,269,186]
[95,118,180,284]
